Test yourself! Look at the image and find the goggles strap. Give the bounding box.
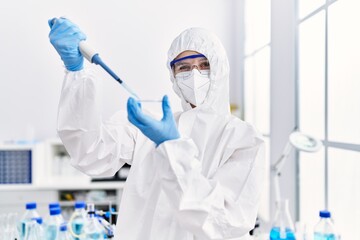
[170,54,206,67]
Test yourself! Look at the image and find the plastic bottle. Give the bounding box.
[49,202,65,222]
[23,218,45,240]
[32,217,45,239]
[314,210,337,240]
[69,201,87,240]
[24,220,40,240]
[46,207,64,240]
[7,213,20,240]
[269,199,296,240]
[56,223,72,240]
[18,202,40,240]
[84,203,105,240]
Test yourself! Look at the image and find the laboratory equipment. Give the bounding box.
[269,199,296,240]
[79,41,140,100]
[269,132,323,240]
[83,203,105,240]
[0,149,32,184]
[18,202,40,239]
[69,201,87,240]
[314,210,337,240]
[0,143,45,185]
[271,131,323,202]
[269,132,322,240]
[98,217,115,238]
[45,207,64,240]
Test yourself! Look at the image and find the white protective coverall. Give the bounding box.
[57,27,265,240]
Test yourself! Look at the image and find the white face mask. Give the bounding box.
[175,69,211,106]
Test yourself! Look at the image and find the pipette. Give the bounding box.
[79,41,140,100]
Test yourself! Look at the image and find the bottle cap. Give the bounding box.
[75,201,86,209]
[49,202,60,209]
[31,217,43,224]
[50,207,61,215]
[319,210,331,218]
[26,202,37,210]
[60,223,67,231]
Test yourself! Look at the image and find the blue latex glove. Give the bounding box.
[48,17,86,71]
[127,95,180,146]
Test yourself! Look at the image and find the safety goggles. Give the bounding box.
[175,69,210,81]
[171,54,210,76]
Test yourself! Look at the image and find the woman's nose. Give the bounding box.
[191,65,200,71]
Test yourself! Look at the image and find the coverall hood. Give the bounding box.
[167,28,231,115]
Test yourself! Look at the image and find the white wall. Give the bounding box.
[0,0,240,142]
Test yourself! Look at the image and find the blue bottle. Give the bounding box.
[314,210,337,240]
[269,199,296,240]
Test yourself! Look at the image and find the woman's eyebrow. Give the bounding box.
[175,61,189,66]
[199,58,208,61]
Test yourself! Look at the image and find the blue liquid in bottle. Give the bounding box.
[270,227,296,240]
[72,221,84,240]
[86,232,102,239]
[45,225,58,240]
[314,210,337,240]
[314,232,336,240]
[21,220,27,238]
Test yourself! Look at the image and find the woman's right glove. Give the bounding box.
[127,95,180,146]
[48,17,86,71]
